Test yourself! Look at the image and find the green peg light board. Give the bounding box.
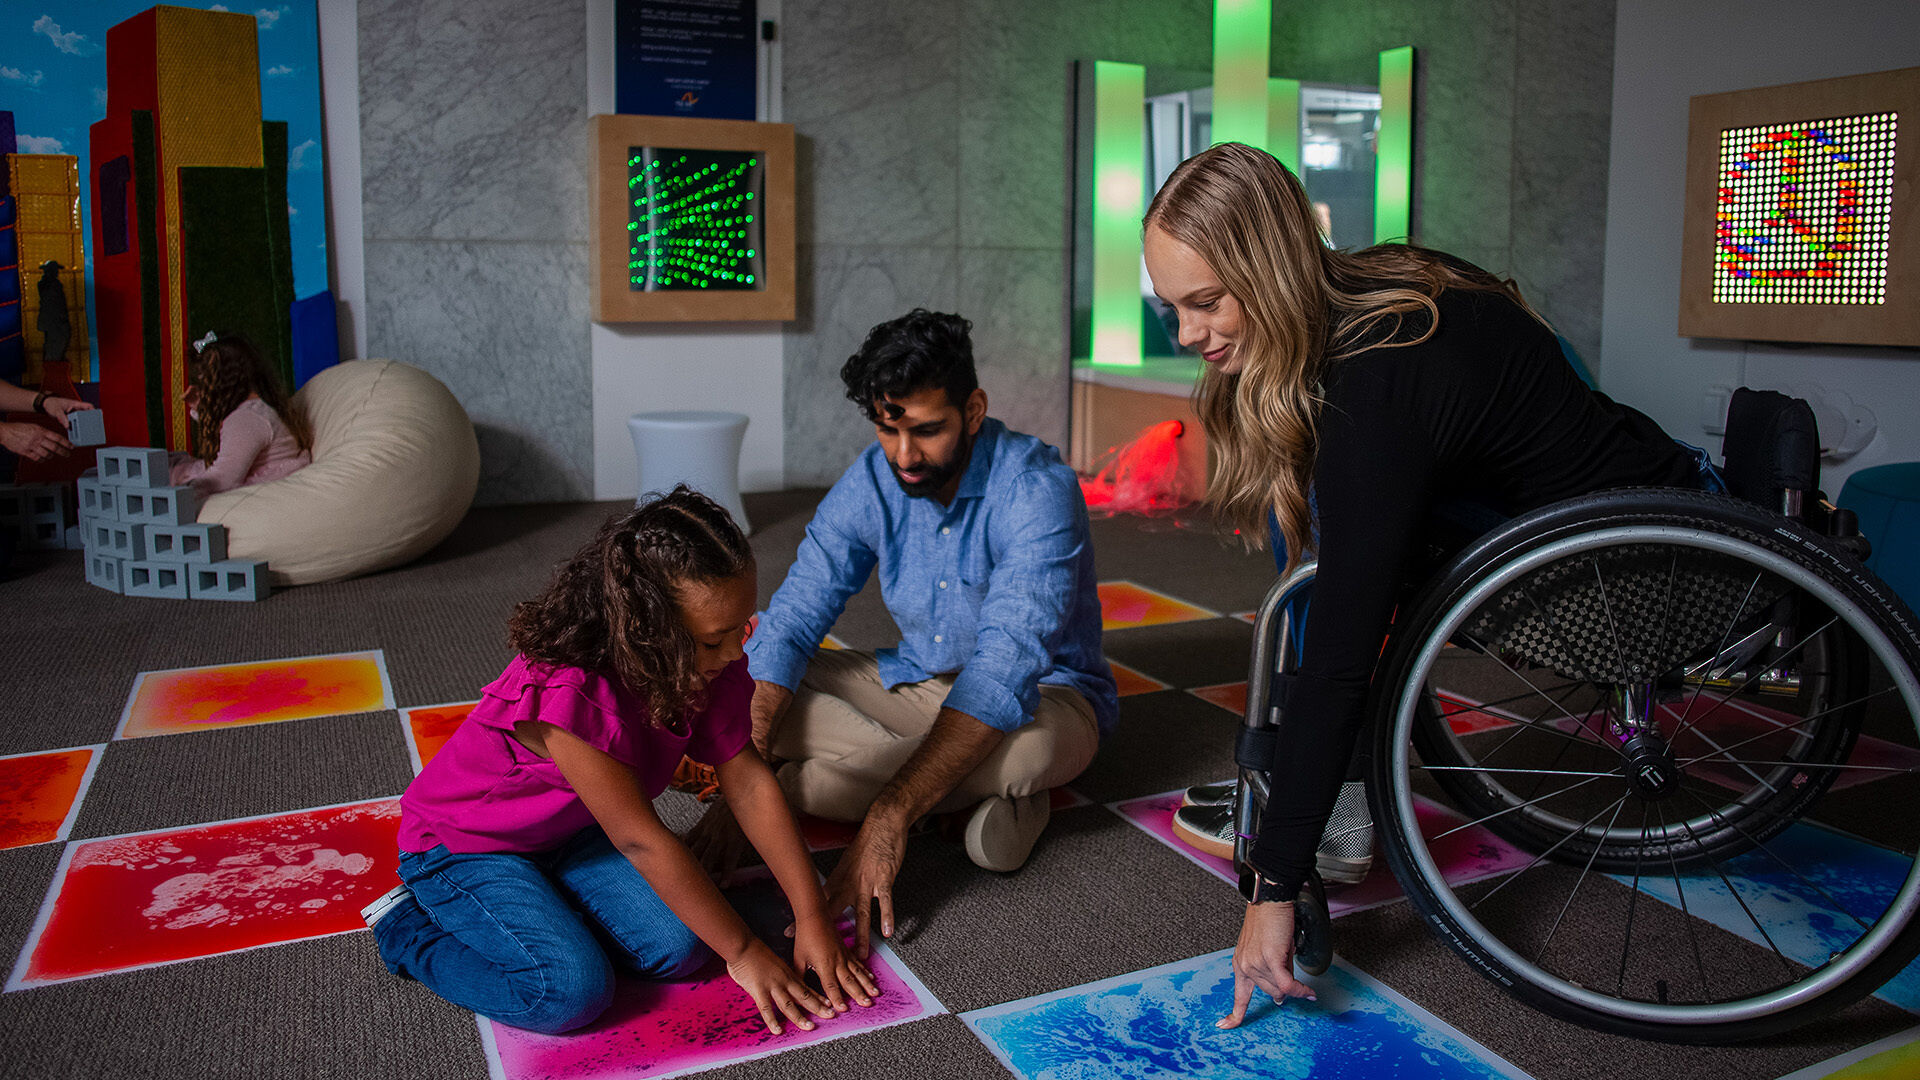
[591,114,795,322]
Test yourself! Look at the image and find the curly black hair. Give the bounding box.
[838,308,978,422]
[506,486,753,725]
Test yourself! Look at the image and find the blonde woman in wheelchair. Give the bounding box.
[1143,143,1726,1029]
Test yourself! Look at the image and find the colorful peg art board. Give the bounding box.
[0,745,103,851]
[964,949,1531,1080]
[116,650,395,739]
[8,798,401,989]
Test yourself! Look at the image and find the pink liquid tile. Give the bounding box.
[1109,790,1532,917]
[1433,690,1518,736]
[1097,582,1215,631]
[9,799,402,989]
[1671,696,1920,794]
[403,701,477,773]
[0,746,102,851]
[481,879,943,1080]
[117,651,394,739]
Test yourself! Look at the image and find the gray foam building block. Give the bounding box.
[119,485,200,527]
[93,520,147,561]
[85,553,124,594]
[188,559,269,602]
[77,476,120,520]
[65,409,106,447]
[0,483,68,550]
[124,560,191,600]
[97,447,170,487]
[144,522,227,564]
[65,524,85,550]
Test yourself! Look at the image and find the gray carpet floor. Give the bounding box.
[0,491,1910,1079]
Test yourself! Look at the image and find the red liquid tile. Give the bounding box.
[1096,582,1213,630]
[0,748,96,850]
[13,799,401,987]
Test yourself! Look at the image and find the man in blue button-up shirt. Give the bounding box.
[692,309,1116,956]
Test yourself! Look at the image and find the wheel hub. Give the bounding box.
[1621,732,1681,799]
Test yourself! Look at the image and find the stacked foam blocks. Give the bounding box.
[0,482,73,551]
[77,447,270,601]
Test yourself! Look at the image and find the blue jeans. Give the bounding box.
[372,827,710,1034]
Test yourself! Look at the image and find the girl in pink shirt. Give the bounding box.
[363,487,878,1034]
[168,332,312,494]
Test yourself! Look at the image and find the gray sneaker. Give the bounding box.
[1315,781,1374,885]
[1171,801,1236,860]
[1180,779,1237,808]
[964,792,1051,872]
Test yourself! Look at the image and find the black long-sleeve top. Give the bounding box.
[1246,285,1698,894]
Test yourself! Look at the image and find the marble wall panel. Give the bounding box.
[783,245,960,486]
[359,0,588,244]
[781,0,962,249]
[364,240,593,506]
[1510,0,1616,369]
[955,0,1213,251]
[959,247,1072,449]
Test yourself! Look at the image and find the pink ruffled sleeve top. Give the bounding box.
[169,397,312,494]
[398,655,753,854]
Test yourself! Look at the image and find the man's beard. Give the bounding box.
[891,430,974,498]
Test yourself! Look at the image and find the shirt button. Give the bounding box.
[938,580,948,589]
[934,634,944,643]
[940,526,950,535]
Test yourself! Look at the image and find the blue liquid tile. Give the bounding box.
[964,950,1529,1080]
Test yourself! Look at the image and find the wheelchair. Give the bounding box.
[1232,390,1920,1044]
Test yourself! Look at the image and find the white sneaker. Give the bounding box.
[360,883,414,929]
[964,792,1051,872]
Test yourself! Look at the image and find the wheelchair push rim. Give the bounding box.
[1379,512,1920,1038]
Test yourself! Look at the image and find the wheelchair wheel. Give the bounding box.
[1370,489,1920,1042]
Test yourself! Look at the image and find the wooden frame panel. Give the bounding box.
[589,114,795,323]
[1679,66,1918,346]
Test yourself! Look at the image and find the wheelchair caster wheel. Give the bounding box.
[1293,869,1332,976]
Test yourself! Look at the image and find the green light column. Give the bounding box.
[1266,77,1301,174]
[1211,0,1272,150]
[1374,45,1414,244]
[1091,60,1146,367]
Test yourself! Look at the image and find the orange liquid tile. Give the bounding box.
[0,748,96,850]
[13,799,401,988]
[119,651,392,739]
[1097,582,1214,631]
[1189,682,1248,716]
[1109,661,1168,697]
[405,702,477,771]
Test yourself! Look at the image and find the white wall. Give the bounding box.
[317,0,366,361]
[585,0,787,500]
[1601,0,1920,493]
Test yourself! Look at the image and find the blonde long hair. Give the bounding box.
[1144,142,1535,571]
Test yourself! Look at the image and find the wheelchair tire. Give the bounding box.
[1370,488,1920,1042]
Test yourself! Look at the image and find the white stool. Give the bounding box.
[627,410,751,534]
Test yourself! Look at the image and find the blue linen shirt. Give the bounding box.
[746,418,1118,738]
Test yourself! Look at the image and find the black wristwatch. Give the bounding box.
[1238,868,1291,905]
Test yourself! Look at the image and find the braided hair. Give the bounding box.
[507,486,753,724]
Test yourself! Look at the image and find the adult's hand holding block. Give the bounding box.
[65,409,105,447]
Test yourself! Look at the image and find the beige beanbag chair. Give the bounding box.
[197,359,480,586]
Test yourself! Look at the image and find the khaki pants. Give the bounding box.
[769,649,1101,822]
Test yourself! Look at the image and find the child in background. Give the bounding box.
[362,487,878,1035]
[168,331,312,494]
